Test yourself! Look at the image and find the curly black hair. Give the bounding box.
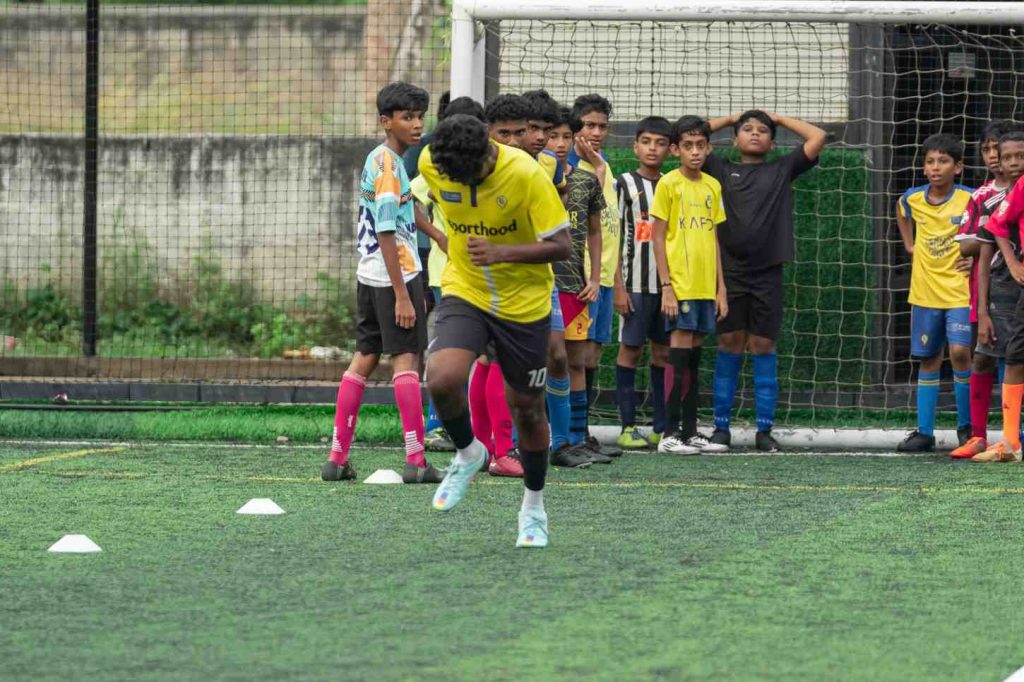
[733,110,776,139]
[983,119,1021,144]
[430,114,491,185]
[999,130,1024,150]
[522,89,560,125]
[671,116,711,144]
[571,93,612,120]
[923,133,964,163]
[376,82,429,117]
[441,96,487,123]
[485,94,533,124]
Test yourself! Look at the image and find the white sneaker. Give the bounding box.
[689,432,727,453]
[658,431,700,455]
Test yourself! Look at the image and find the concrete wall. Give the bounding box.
[0,6,449,135]
[0,134,376,304]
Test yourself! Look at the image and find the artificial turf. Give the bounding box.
[3,442,1024,681]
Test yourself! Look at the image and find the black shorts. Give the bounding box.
[356,278,428,356]
[1002,287,1024,365]
[718,265,785,340]
[432,295,550,394]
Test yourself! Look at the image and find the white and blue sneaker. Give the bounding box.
[515,507,549,548]
[432,440,488,512]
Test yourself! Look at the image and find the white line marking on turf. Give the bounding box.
[1004,666,1024,682]
[0,439,935,457]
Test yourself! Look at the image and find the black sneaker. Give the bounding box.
[402,461,445,484]
[577,440,613,464]
[897,430,935,452]
[709,428,731,450]
[321,460,357,481]
[755,430,781,453]
[550,443,592,469]
[585,435,622,458]
[956,425,972,447]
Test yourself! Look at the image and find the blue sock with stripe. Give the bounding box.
[917,370,941,437]
[569,390,588,445]
[546,374,571,450]
[954,368,971,429]
[752,353,778,433]
[713,351,742,431]
[425,396,441,433]
[650,364,667,435]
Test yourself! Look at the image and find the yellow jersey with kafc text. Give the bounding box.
[418,143,570,323]
[650,170,726,300]
[899,184,973,309]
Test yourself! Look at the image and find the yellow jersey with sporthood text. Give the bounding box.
[418,143,570,323]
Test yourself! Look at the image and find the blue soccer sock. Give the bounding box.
[425,396,441,433]
[546,374,571,450]
[616,365,637,427]
[999,359,1006,385]
[650,364,667,435]
[713,351,742,431]
[917,370,941,437]
[752,353,778,433]
[954,368,971,429]
[569,390,588,445]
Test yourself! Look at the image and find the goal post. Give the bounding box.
[451,0,1024,101]
[444,0,1024,438]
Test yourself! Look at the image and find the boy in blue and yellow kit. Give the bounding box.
[896,133,974,452]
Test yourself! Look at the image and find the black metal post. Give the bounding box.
[83,0,99,356]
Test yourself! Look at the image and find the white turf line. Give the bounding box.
[0,437,935,457]
[1004,666,1024,682]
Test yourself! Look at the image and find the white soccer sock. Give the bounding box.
[521,488,544,511]
[454,439,485,468]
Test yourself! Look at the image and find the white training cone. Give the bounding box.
[48,534,102,553]
[364,469,403,485]
[236,498,286,515]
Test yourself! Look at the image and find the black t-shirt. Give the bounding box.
[703,147,817,273]
[976,188,1021,297]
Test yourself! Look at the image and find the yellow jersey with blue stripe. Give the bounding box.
[537,150,566,191]
[418,143,570,323]
[899,183,973,309]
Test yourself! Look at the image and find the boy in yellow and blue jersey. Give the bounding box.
[566,93,622,459]
[419,114,572,548]
[896,133,974,452]
[651,116,728,455]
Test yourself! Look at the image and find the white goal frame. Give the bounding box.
[450,0,1024,99]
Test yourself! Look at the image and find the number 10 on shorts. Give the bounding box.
[528,368,548,388]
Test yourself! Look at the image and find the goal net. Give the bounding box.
[451,0,1024,426]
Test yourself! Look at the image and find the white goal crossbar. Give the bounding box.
[450,0,1024,98]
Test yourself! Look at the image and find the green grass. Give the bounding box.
[0,403,965,444]
[3,441,1024,680]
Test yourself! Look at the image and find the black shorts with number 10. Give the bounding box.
[432,295,551,394]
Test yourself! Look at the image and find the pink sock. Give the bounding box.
[330,371,366,466]
[469,361,493,456]
[486,363,515,458]
[394,370,426,468]
[971,371,996,440]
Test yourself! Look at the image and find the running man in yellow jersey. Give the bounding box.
[419,114,571,548]
[896,133,974,452]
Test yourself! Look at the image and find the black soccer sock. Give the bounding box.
[441,409,475,451]
[519,447,548,491]
[667,348,691,436]
[682,346,702,438]
[585,367,596,407]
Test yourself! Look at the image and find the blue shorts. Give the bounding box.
[587,285,615,344]
[549,286,564,333]
[910,305,971,358]
[619,292,669,347]
[666,299,716,337]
